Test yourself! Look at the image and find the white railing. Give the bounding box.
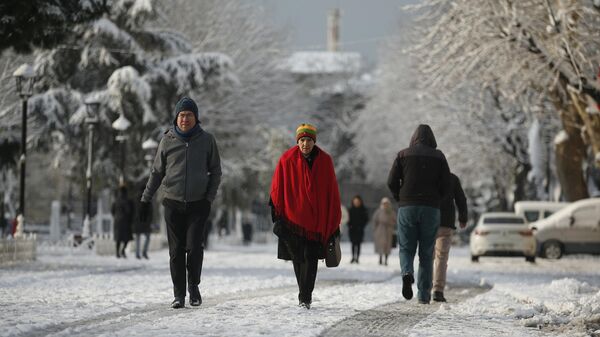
[0,234,37,264]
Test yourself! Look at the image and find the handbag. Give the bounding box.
[325,235,341,267]
[391,233,398,248]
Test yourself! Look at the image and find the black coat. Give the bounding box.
[348,206,369,244]
[387,124,451,208]
[440,173,468,229]
[112,197,134,242]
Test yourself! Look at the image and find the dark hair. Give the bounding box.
[351,195,363,207]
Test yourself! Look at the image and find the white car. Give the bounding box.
[470,212,536,263]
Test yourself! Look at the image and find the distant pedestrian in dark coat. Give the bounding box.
[112,185,134,258]
[432,172,468,302]
[347,195,369,264]
[270,123,341,309]
[387,124,450,304]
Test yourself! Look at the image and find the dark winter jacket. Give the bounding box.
[348,206,369,243]
[387,124,451,208]
[141,126,222,203]
[112,196,134,242]
[440,173,468,229]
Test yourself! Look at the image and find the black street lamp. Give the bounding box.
[12,64,36,236]
[82,98,100,238]
[111,114,131,185]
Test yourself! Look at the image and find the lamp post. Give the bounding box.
[112,114,131,185]
[12,64,36,237]
[141,138,158,169]
[81,99,100,238]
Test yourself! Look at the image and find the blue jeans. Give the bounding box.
[135,233,151,257]
[397,206,440,302]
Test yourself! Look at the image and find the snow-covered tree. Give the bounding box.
[409,0,600,201]
[0,0,108,53]
[0,0,236,222]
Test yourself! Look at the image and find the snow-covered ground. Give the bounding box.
[1,237,599,337]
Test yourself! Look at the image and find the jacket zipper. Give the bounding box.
[184,141,189,204]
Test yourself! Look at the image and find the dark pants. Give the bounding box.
[351,243,361,261]
[293,258,318,303]
[164,200,211,299]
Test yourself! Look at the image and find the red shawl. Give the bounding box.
[270,145,342,244]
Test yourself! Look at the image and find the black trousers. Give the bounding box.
[293,258,318,303]
[164,200,211,299]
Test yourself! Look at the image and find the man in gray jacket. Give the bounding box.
[140,96,221,309]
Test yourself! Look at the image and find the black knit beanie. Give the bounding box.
[173,97,199,126]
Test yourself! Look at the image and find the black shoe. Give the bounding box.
[121,251,127,259]
[402,274,414,300]
[171,298,185,309]
[136,254,141,259]
[189,286,202,306]
[433,291,447,302]
[418,299,430,304]
[143,253,149,259]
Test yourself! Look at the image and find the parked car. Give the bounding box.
[530,198,600,259]
[470,212,536,263]
[514,201,569,223]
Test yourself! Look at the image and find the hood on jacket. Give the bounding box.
[409,124,437,148]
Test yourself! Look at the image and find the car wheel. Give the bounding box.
[525,256,536,263]
[542,241,563,259]
[471,255,479,262]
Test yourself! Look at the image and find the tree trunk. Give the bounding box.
[555,106,589,201]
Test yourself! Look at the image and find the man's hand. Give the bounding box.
[459,222,467,229]
[139,202,151,223]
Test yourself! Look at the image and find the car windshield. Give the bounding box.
[483,217,525,224]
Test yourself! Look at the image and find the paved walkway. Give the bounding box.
[320,284,491,337]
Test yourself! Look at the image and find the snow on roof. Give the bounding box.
[13,64,35,78]
[284,51,362,74]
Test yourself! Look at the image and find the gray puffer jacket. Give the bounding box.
[141,127,221,203]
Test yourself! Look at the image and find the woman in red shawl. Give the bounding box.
[270,123,341,309]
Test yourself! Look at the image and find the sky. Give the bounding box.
[258,0,414,66]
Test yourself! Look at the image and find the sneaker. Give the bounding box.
[189,286,202,307]
[402,274,414,300]
[433,291,446,302]
[171,297,185,309]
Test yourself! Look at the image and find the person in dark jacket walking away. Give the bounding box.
[112,185,134,258]
[139,97,222,309]
[270,123,341,309]
[387,124,450,304]
[134,186,153,259]
[432,172,468,302]
[347,195,369,264]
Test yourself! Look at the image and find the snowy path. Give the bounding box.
[1,239,600,337]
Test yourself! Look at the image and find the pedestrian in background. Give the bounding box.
[372,197,396,266]
[134,186,152,259]
[387,124,450,304]
[112,185,134,259]
[139,96,222,309]
[270,123,341,309]
[348,195,368,264]
[432,172,468,302]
